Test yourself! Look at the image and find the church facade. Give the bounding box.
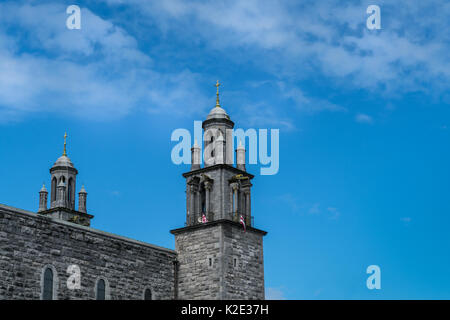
[0,86,267,300]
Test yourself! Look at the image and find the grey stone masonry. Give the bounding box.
[0,204,176,300]
[171,219,266,300]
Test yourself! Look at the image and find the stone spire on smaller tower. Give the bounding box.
[191,139,201,171]
[78,185,87,213]
[56,180,67,208]
[38,184,48,212]
[236,140,246,171]
[214,134,225,164]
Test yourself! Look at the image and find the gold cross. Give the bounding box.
[215,80,221,107]
[63,132,67,156]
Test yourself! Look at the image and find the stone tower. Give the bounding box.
[171,82,267,300]
[37,133,93,226]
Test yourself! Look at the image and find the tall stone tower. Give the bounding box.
[37,133,93,226]
[171,82,267,300]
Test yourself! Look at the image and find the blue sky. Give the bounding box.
[0,0,449,299]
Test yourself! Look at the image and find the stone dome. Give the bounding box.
[206,106,230,120]
[52,155,75,168]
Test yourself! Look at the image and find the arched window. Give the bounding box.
[42,268,54,300]
[144,288,152,300]
[51,177,57,202]
[68,178,73,205]
[200,185,206,214]
[96,279,106,300]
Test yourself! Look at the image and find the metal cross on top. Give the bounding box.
[215,80,221,107]
[63,132,68,156]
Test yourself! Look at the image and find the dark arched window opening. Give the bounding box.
[144,288,152,300]
[43,268,53,300]
[51,177,57,202]
[96,279,106,300]
[68,178,73,205]
[200,184,206,214]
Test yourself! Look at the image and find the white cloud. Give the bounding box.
[265,287,285,300]
[400,217,412,225]
[0,2,209,122]
[327,207,340,220]
[104,0,450,94]
[355,113,373,124]
[309,203,320,215]
[3,1,448,123]
[277,82,347,114]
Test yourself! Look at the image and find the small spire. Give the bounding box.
[63,132,68,156]
[79,185,87,193]
[193,139,199,148]
[215,80,221,107]
[40,184,47,192]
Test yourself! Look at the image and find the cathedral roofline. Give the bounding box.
[182,163,254,179]
[169,218,267,236]
[0,203,176,255]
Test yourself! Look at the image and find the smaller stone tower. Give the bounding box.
[38,133,93,226]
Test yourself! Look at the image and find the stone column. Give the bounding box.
[38,184,48,212]
[195,188,201,224]
[230,182,239,221]
[245,191,251,226]
[189,185,196,225]
[78,185,87,213]
[205,181,212,220]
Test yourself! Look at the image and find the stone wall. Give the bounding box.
[222,222,265,299]
[172,220,266,300]
[173,223,222,299]
[0,204,176,300]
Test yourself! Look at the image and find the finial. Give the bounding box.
[63,132,68,156]
[215,80,221,107]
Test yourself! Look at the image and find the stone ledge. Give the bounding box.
[182,164,254,179]
[170,219,267,236]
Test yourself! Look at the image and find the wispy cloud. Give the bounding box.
[355,113,373,124]
[0,2,209,122]
[277,82,347,114]
[400,217,412,226]
[106,0,450,94]
[279,195,340,220]
[2,0,448,123]
[265,287,286,300]
[309,203,320,215]
[327,207,340,220]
